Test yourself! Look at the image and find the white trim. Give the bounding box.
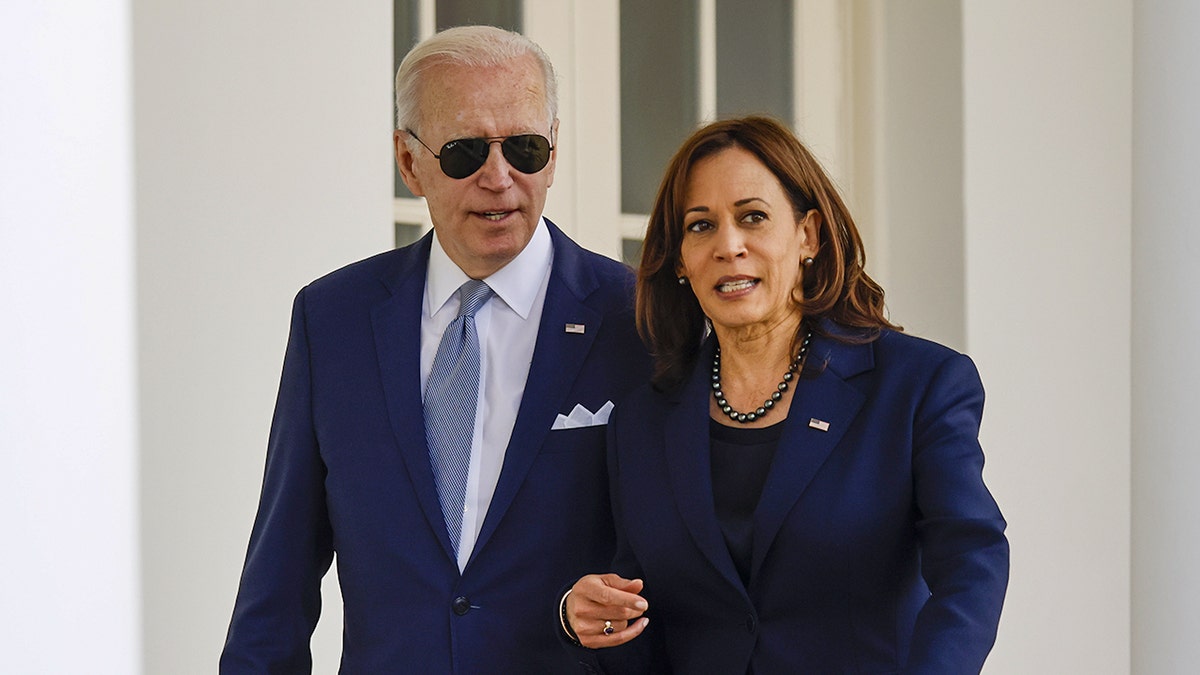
[418,0,435,38]
[621,213,649,241]
[697,0,717,124]
[394,197,432,231]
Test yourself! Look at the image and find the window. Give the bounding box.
[392,1,852,265]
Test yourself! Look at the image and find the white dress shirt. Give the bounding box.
[421,219,553,571]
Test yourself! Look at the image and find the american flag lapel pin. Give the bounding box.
[565,323,586,334]
[808,418,830,432]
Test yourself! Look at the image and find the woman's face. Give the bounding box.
[676,146,819,335]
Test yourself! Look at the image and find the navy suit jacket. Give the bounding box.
[221,221,652,673]
[596,325,1008,674]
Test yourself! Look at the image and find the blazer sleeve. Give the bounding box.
[220,288,335,673]
[906,353,1009,674]
[586,403,671,675]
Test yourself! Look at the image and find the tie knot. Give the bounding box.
[457,279,493,318]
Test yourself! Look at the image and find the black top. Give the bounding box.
[709,417,785,587]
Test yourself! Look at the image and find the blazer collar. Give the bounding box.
[661,327,872,590]
[749,330,869,582]
[372,221,608,569]
[371,234,453,557]
[662,342,745,592]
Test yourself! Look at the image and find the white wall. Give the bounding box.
[963,1,1132,672]
[1132,1,1200,672]
[133,1,392,671]
[0,1,141,671]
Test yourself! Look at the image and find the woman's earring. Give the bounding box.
[802,257,815,268]
[678,276,689,285]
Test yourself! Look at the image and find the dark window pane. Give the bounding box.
[621,237,644,268]
[394,0,420,199]
[437,0,521,32]
[395,222,424,248]
[621,0,698,214]
[716,0,792,122]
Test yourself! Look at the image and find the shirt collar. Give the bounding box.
[425,217,553,319]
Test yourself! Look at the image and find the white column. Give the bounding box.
[1132,2,1200,672]
[134,2,393,671]
[0,1,140,671]
[963,1,1132,672]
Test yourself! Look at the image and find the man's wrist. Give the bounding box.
[559,588,583,647]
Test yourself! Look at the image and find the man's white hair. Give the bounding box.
[394,25,558,150]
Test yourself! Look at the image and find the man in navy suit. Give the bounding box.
[220,25,651,673]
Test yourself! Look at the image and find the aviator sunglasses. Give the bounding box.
[407,129,554,179]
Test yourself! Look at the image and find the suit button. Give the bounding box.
[745,615,757,633]
[452,596,471,616]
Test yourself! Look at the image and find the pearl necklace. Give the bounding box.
[712,330,813,424]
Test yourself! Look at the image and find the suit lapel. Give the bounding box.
[749,333,871,581]
[664,339,749,594]
[370,234,460,561]
[468,222,603,565]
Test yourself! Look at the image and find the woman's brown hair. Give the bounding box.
[637,115,899,389]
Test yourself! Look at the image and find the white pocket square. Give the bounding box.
[551,401,614,430]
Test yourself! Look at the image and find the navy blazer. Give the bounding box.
[597,326,1008,674]
[221,221,652,673]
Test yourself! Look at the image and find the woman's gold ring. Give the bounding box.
[603,620,615,635]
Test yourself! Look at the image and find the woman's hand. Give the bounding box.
[566,573,650,648]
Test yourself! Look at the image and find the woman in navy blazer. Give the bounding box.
[562,117,1008,674]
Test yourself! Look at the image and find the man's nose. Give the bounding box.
[474,141,515,190]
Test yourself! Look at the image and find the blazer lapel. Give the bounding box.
[664,339,749,593]
[468,221,602,565]
[370,234,460,561]
[749,333,871,581]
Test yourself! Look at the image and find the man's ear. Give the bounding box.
[543,118,560,189]
[394,130,425,197]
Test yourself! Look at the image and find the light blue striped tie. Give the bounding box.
[425,279,492,553]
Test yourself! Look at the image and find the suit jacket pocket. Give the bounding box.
[540,423,607,455]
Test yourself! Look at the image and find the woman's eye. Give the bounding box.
[742,211,767,224]
[685,220,712,233]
